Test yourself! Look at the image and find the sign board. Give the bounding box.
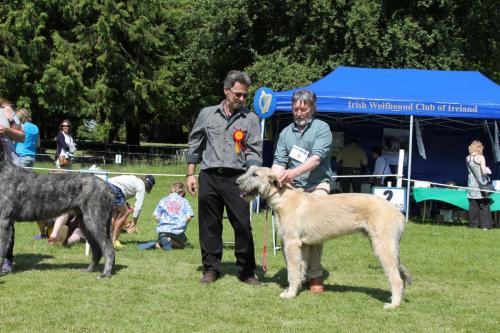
[253,87,277,119]
[372,186,407,212]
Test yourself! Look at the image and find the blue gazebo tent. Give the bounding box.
[274,66,500,119]
[268,66,500,220]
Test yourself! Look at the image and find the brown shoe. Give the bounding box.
[200,271,218,284]
[309,277,325,294]
[240,275,261,285]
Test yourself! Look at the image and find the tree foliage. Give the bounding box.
[0,0,498,144]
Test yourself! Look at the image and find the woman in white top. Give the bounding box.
[466,140,493,229]
[47,119,77,243]
[55,119,76,169]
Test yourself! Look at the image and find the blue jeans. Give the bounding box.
[17,156,35,167]
[107,183,126,207]
[158,232,187,250]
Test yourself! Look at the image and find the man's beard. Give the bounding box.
[231,100,243,110]
[294,118,309,127]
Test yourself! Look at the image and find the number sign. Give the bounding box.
[372,187,406,212]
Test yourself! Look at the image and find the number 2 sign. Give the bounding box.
[372,187,407,212]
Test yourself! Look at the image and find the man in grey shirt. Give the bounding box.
[186,70,262,285]
[271,89,332,294]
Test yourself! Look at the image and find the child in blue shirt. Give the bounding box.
[138,182,194,251]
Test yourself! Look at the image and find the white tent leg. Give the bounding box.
[405,115,415,222]
[272,211,281,255]
[256,118,266,214]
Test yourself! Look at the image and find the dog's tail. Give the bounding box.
[398,264,412,285]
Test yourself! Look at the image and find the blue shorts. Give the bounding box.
[107,183,126,207]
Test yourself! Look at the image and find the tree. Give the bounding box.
[65,0,188,144]
[1,0,498,145]
[176,0,254,127]
[0,0,190,144]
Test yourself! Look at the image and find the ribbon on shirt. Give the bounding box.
[232,129,245,154]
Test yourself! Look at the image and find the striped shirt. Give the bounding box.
[186,101,262,170]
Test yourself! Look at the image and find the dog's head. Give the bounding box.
[236,166,280,201]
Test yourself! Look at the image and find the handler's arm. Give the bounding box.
[270,164,285,176]
[186,164,198,196]
[277,155,321,184]
[277,123,332,184]
[1,106,25,142]
[132,184,146,223]
[271,129,291,178]
[287,155,321,178]
[185,111,206,196]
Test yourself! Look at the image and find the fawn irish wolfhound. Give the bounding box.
[237,166,411,309]
[0,159,115,278]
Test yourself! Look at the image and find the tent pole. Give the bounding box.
[255,118,266,214]
[405,115,415,222]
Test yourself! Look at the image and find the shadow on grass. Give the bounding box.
[12,253,127,275]
[195,261,268,280]
[263,268,391,303]
[261,268,331,288]
[324,284,391,303]
[122,239,195,250]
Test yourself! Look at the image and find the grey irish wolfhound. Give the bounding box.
[237,166,411,308]
[0,160,115,277]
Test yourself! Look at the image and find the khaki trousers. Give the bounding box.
[302,182,330,279]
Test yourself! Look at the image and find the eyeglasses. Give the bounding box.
[230,89,247,99]
[62,125,70,128]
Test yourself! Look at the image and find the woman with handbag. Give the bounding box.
[466,140,493,230]
[55,119,76,169]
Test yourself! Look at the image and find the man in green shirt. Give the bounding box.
[271,89,332,293]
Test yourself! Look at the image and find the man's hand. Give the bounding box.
[186,175,198,196]
[278,169,298,185]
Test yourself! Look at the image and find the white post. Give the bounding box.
[272,212,280,255]
[255,118,266,214]
[397,149,405,187]
[405,115,415,222]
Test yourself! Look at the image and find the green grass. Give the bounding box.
[1,164,499,332]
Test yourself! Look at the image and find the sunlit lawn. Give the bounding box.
[0,163,499,332]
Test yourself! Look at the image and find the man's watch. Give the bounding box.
[186,174,194,177]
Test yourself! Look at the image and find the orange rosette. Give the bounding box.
[232,129,245,154]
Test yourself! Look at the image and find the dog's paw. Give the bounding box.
[81,267,95,273]
[279,289,297,299]
[383,302,400,309]
[97,272,112,279]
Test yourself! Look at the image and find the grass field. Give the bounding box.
[0,163,499,332]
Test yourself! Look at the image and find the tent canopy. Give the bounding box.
[267,67,500,187]
[275,66,500,120]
